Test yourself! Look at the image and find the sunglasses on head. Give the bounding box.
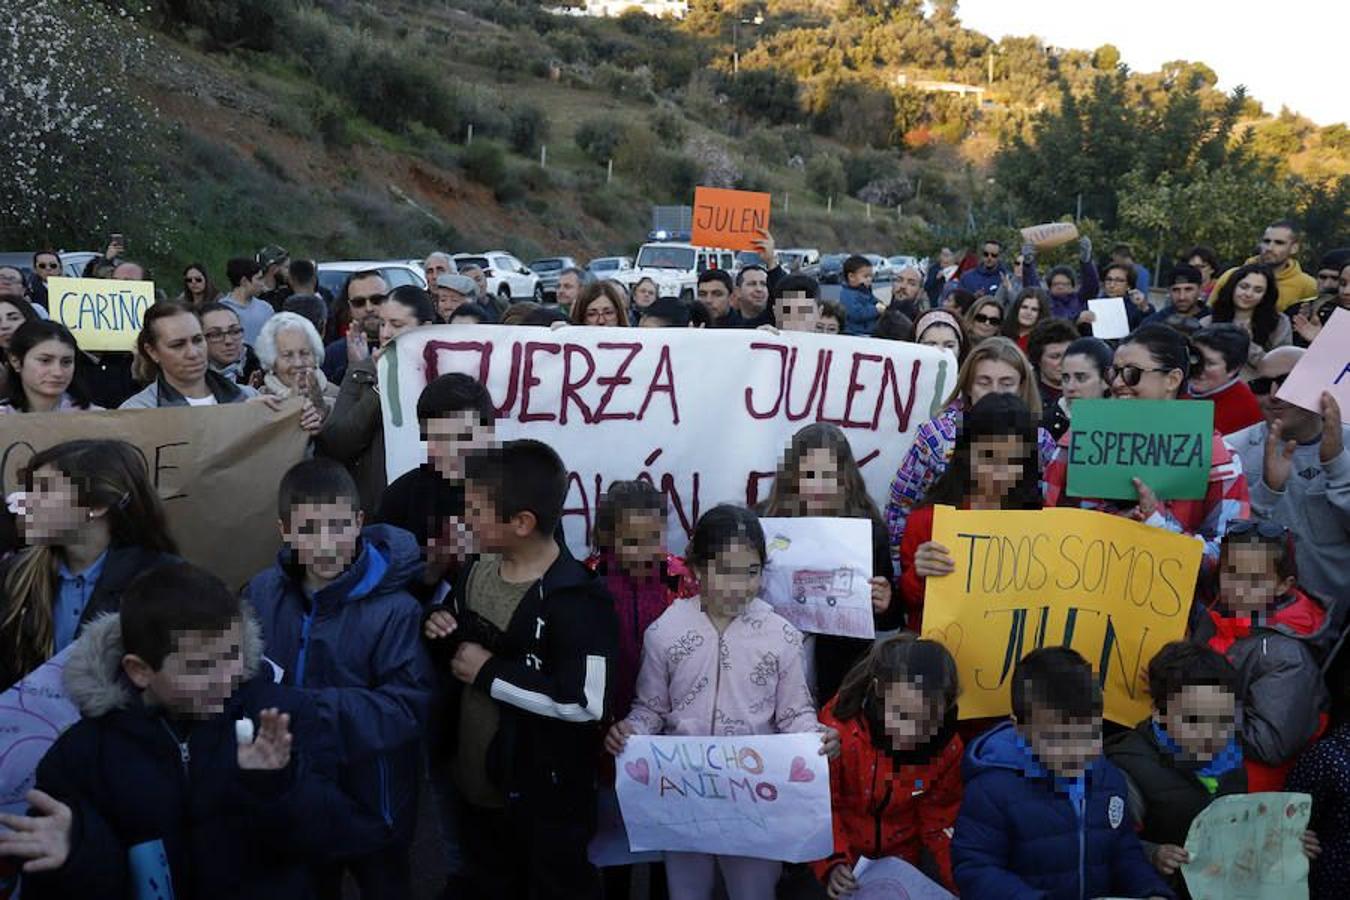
[348,293,387,309]
[1248,373,1289,396]
[973,312,1002,326]
[1106,364,1171,387]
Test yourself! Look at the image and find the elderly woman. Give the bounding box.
[256,312,339,416]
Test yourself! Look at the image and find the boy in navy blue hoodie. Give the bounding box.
[952,646,1173,900]
[244,459,433,900]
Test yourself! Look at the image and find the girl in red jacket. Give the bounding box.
[898,392,1044,627]
[814,633,964,897]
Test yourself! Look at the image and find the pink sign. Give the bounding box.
[1276,307,1350,413]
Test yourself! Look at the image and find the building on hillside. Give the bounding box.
[547,1,690,18]
[895,73,988,104]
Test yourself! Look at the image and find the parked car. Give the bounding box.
[805,253,849,285]
[607,243,736,302]
[863,254,894,284]
[886,255,920,274]
[587,256,633,277]
[452,251,543,303]
[779,248,821,272]
[529,256,579,301]
[316,260,428,301]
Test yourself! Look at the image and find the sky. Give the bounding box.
[953,0,1348,126]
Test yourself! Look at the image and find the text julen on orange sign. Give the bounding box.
[691,186,771,252]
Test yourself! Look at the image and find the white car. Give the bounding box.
[316,260,428,300]
[587,256,633,277]
[608,243,737,302]
[778,248,821,271]
[452,251,542,303]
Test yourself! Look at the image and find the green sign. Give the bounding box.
[1066,399,1213,501]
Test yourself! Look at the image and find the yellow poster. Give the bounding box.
[48,276,154,351]
[923,506,1202,725]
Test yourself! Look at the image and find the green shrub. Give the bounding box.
[146,0,293,51]
[312,94,353,148]
[581,187,622,225]
[595,63,653,99]
[575,117,622,165]
[806,154,846,199]
[746,127,789,166]
[649,107,688,146]
[844,148,901,195]
[509,104,550,154]
[462,141,508,190]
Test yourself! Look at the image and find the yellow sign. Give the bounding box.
[922,506,1202,725]
[49,276,154,351]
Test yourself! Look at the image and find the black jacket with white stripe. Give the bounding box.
[428,546,619,810]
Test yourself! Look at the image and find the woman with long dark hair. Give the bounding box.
[0,320,99,413]
[1201,263,1291,379]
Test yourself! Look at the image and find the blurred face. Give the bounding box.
[697,279,731,318]
[201,310,243,368]
[1102,267,1130,298]
[20,465,97,544]
[1021,705,1101,780]
[435,287,469,320]
[1038,341,1069,386]
[1231,272,1268,312]
[696,539,762,621]
[33,253,61,282]
[1220,542,1287,617]
[584,296,621,326]
[879,679,947,753]
[613,509,665,574]
[272,328,317,390]
[282,501,363,583]
[1189,255,1215,283]
[131,622,246,719]
[971,435,1027,498]
[0,300,29,348]
[918,324,960,356]
[634,281,657,308]
[557,273,582,309]
[846,265,874,290]
[968,358,1021,405]
[346,275,388,335]
[1047,273,1075,300]
[895,268,923,302]
[968,302,1002,339]
[1157,685,1238,763]
[1258,226,1296,267]
[1108,341,1180,400]
[424,411,495,481]
[1170,281,1201,314]
[463,484,518,553]
[146,312,208,388]
[980,243,1001,271]
[1059,354,1107,406]
[775,292,819,333]
[796,447,842,515]
[1017,295,1041,328]
[378,300,422,347]
[13,338,75,404]
[1189,344,1232,395]
[423,255,449,283]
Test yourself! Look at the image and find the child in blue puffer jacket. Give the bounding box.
[838,254,880,336]
[952,647,1173,900]
[245,458,434,900]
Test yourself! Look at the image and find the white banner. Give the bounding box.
[761,516,874,638]
[379,326,951,554]
[615,732,832,862]
[0,647,80,819]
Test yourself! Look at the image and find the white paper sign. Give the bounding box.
[1088,296,1131,339]
[379,326,949,555]
[0,647,81,818]
[615,732,831,862]
[853,856,955,899]
[760,516,874,638]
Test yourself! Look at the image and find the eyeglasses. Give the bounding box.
[348,293,387,309]
[1226,520,1288,540]
[185,275,205,284]
[204,326,244,343]
[1248,373,1289,396]
[1106,365,1172,387]
[973,313,1003,326]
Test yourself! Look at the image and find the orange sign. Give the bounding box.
[691,187,771,252]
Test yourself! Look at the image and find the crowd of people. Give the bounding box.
[0,218,1347,900]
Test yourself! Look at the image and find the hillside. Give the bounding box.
[3,0,1346,279]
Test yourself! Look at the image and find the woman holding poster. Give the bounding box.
[1043,324,1250,575]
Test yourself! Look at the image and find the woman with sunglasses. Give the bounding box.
[1199,263,1291,380]
[962,296,1005,346]
[177,263,218,307]
[1043,324,1251,577]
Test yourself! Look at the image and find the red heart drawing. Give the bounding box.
[788,756,814,783]
[625,758,650,786]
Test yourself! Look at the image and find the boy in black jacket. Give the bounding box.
[0,562,388,899]
[424,439,618,899]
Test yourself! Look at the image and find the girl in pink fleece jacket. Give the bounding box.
[605,504,839,900]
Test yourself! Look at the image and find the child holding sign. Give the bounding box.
[1194,521,1333,791]
[898,393,1043,627]
[952,647,1172,900]
[605,505,839,900]
[759,423,899,702]
[813,634,963,897]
